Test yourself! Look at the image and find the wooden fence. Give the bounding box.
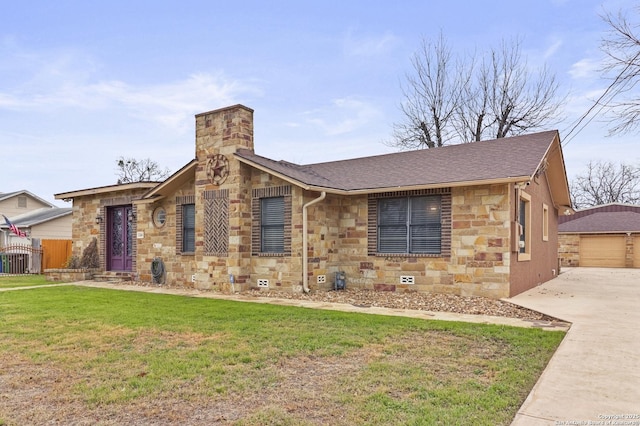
[42,239,72,270]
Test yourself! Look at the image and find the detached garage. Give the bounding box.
[558,204,640,268]
[579,235,626,267]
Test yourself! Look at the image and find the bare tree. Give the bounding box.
[601,8,640,135]
[570,160,640,209]
[116,157,171,184]
[390,35,564,148]
[488,40,563,139]
[391,33,460,149]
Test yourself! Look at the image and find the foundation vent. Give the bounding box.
[317,275,326,284]
[257,279,269,288]
[400,275,415,285]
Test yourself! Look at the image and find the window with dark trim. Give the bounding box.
[182,204,195,253]
[378,195,442,254]
[260,197,285,253]
[251,186,291,256]
[368,189,451,257]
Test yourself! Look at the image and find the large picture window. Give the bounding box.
[182,204,195,253]
[260,197,285,253]
[378,195,442,254]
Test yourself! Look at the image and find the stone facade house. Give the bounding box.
[55,104,572,298]
[558,203,640,268]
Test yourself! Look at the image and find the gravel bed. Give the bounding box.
[239,288,557,321]
[120,280,559,322]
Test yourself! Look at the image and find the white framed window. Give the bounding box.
[152,207,166,228]
[518,192,531,261]
[542,204,549,242]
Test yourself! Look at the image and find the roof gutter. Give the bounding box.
[302,191,326,293]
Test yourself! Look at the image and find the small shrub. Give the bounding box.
[80,238,100,269]
[64,255,81,269]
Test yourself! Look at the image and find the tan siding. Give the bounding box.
[580,236,626,267]
[0,196,51,217]
[634,236,640,268]
[30,216,72,240]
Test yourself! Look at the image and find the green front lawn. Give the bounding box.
[0,284,564,425]
[0,274,53,288]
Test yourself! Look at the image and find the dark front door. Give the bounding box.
[107,206,133,271]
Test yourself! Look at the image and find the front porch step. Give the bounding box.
[92,272,134,283]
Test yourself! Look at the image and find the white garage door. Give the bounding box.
[580,235,626,268]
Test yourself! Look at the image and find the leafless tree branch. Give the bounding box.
[116,157,171,184]
[600,7,640,135]
[390,34,565,149]
[570,160,640,209]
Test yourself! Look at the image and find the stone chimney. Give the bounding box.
[195,104,254,160]
[194,104,254,189]
[193,104,254,290]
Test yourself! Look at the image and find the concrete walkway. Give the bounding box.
[509,267,640,425]
[0,280,566,330]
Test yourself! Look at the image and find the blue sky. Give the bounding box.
[1,0,638,206]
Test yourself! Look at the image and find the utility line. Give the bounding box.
[561,50,640,146]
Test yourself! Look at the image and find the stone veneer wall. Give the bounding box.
[125,104,515,298]
[558,234,580,267]
[448,184,511,298]
[246,180,512,299]
[135,183,195,286]
[71,187,151,271]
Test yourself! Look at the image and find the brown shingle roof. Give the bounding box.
[558,211,640,233]
[235,130,558,192]
[558,204,640,233]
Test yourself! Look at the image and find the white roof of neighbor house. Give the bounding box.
[0,207,72,228]
[0,190,55,208]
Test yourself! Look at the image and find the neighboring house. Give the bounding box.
[0,190,55,217]
[558,203,640,268]
[55,104,572,299]
[0,207,72,243]
[0,191,73,273]
[0,190,72,245]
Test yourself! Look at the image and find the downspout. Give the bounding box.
[302,191,326,293]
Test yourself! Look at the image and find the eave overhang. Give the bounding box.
[235,154,532,195]
[55,182,159,201]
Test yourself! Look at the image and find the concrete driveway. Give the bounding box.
[509,267,640,425]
